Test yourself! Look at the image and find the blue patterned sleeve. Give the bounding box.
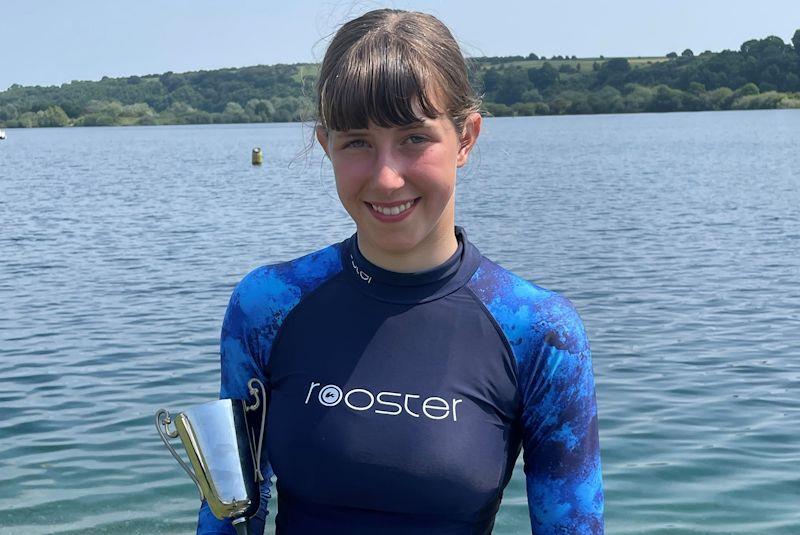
[195,246,342,534]
[196,273,275,535]
[467,261,604,534]
[519,296,604,534]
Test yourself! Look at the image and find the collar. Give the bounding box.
[340,226,482,304]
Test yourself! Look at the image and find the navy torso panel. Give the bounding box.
[197,228,604,535]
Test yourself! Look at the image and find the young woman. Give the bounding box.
[198,8,603,535]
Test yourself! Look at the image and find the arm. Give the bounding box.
[195,247,341,533]
[520,297,604,534]
[196,281,273,535]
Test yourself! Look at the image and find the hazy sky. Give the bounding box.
[2,0,799,90]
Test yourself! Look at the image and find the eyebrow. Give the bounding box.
[337,121,428,137]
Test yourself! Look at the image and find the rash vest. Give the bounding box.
[197,227,604,534]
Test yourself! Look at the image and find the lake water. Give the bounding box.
[1,111,798,534]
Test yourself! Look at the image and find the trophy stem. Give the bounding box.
[232,518,249,535]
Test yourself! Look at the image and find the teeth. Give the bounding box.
[370,200,414,216]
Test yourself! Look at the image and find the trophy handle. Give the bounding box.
[245,378,268,483]
[155,408,205,500]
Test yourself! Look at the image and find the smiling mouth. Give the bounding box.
[366,198,420,217]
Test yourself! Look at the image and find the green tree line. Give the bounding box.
[1,30,799,128]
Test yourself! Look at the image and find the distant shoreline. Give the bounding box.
[2,107,798,133]
[2,30,799,128]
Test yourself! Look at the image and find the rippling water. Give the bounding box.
[1,111,798,534]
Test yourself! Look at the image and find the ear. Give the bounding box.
[316,125,330,158]
[456,112,481,168]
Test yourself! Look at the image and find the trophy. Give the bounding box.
[155,378,267,535]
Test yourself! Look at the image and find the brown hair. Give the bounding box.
[316,9,481,136]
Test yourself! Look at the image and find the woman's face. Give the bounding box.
[317,109,481,266]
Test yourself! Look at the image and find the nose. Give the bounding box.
[372,149,405,191]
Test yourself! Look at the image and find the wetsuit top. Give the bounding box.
[197,227,604,535]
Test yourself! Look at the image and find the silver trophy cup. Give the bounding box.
[156,378,266,535]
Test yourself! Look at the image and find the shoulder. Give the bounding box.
[226,242,344,332]
[466,255,588,367]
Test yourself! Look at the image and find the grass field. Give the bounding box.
[471,56,669,72]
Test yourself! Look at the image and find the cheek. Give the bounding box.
[332,157,371,199]
[409,147,458,194]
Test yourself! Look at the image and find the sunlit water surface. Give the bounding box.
[1,111,798,534]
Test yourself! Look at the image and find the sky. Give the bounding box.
[1,0,799,91]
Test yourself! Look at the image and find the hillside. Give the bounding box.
[1,30,799,128]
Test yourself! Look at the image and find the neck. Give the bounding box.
[357,226,459,273]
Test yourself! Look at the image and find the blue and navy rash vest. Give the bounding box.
[197,227,604,534]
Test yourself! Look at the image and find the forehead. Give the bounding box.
[329,115,454,136]
[330,89,453,134]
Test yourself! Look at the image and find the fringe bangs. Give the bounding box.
[319,35,443,131]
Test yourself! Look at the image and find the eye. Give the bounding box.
[404,134,429,145]
[344,139,368,149]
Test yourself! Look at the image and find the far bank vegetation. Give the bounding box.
[2,31,799,128]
